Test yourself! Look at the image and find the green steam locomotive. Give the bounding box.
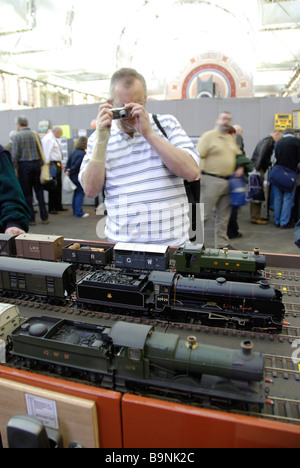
[9,316,267,408]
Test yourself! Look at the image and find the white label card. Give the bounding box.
[25,393,59,429]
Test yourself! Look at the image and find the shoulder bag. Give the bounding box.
[229,175,247,206]
[34,132,56,190]
[269,164,298,193]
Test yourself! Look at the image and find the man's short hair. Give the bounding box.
[110,68,147,100]
[16,115,28,127]
[283,128,295,135]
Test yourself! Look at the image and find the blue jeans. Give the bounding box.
[273,184,296,226]
[72,181,85,217]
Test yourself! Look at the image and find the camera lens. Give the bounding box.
[119,109,128,119]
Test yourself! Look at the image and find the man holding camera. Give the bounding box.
[80,68,200,246]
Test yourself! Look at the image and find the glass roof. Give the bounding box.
[0,0,299,98]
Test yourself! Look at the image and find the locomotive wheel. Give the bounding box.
[25,358,38,369]
[171,374,202,387]
[55,365,69,376]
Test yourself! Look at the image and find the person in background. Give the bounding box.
[250,130,282,225]
[0,144,30,234]
[42,127,67,214]
[5,130,18,152]
[233,124,245,155]
[227,126,253,239]
[196,111,244,249]
[272,128,300,229]
[10,115,49,226]
[79,68,199,246]
[65,137,89,218]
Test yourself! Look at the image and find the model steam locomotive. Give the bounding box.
[0,256,285,332]
[9,316,267,408]
[173,244,266,281]
[76,270,284,331]
[0,233,266,282]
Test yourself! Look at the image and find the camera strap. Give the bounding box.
[153,114,200,209]
[153,114,168,139]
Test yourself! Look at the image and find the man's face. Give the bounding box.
[217,113,232,133]
[54,129,63,139]
[112,79,146,133]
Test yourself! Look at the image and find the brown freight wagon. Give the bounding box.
[15,234,64,261]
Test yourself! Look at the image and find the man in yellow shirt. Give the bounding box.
[197,111,243,248]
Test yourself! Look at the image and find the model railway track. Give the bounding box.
[275,283,300,297]
[0,293,297,344]
[267,269,300,282]
[264,397,300,424]
[284,303,300,318]
[264,354,300,380]
[232,398,300,426]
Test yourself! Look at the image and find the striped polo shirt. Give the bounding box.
[79,114,200,246]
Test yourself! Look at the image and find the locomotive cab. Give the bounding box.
[148,271,177,310]
[109,321,153,380]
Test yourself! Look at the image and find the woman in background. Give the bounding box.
[65,137,89,218]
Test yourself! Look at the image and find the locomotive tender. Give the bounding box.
[10,316,266,407]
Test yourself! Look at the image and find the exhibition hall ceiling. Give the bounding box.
[0,0,299,98]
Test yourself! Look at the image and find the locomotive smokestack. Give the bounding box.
[240,340,254,356]
[185,336,198,350]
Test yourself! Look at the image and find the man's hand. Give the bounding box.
[90,103,113,165]
[124,103,153,138]
[95,102,114,130]
[235,167,245,177]
[5,227,26,235]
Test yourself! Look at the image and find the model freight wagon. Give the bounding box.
[15,234,64,261]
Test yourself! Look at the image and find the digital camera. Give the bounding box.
[111,107,130,120]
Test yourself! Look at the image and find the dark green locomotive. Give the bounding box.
[10,317,266,407]
[174,244,266,281]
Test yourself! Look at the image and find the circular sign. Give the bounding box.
[182,63,236,99]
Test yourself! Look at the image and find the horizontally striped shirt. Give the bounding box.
[79,114,200,246]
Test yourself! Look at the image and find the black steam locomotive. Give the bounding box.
[9,316,267,408]
[0,256,285,332]
[76,270,285,332]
